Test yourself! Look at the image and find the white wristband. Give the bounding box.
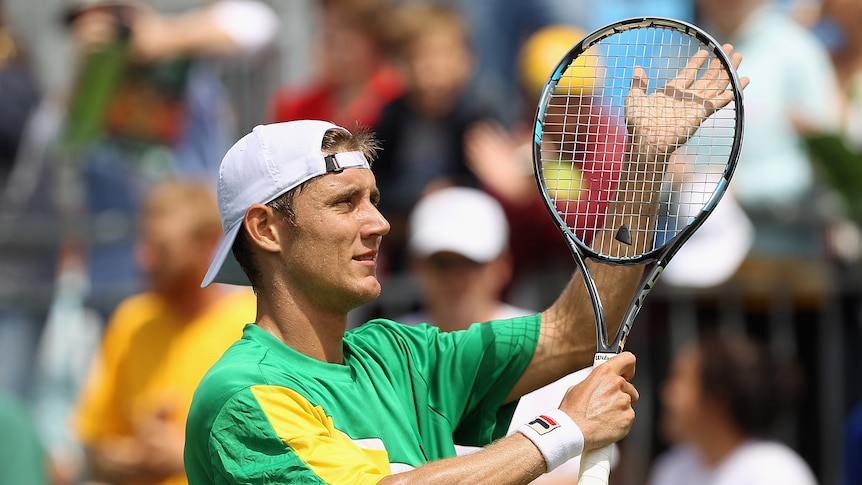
[516,409,585,472]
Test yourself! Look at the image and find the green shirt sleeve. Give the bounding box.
[438,315,541,446]
[357,314,541,448]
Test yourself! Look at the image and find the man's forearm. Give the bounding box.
[379,433,546,485]
[507,153,656,403]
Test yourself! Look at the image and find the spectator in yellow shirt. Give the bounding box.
[72,179,256,485]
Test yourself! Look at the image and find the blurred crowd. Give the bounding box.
[0,0,860,484]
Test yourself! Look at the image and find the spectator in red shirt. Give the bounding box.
[465,25,626,310]
[269,0,403,128]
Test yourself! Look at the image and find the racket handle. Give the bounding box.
[577,352,617,485]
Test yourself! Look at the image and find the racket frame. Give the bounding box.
[532,16,746,354]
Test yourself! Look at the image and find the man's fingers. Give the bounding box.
[630,66,649,93]
[603,351,636,381]
[623,381,639,403]
[723,44,744,70]
[668,49,709,90]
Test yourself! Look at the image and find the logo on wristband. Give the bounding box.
[526,415,560,435]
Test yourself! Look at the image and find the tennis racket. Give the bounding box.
[532,17,746,484]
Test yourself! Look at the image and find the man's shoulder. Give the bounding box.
[344,318,436,345]
[191,336,269,408]
[344,319,445,363]
[346,314,541,355]
[347,319,439,343]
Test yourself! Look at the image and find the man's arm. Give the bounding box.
[381,433,546,485]
[380,352,638,485]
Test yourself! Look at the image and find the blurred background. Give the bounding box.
[1,0,861,484]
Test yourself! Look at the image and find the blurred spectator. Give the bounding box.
[372,2,505,288]
[696,0,840,263]
[0,0,46,397]
[30,248,103,485]
[829,0,862,152]
[71,179,256,485]
[589,0,694,29]
[464,24,626,310]
[63,0,278,178]
[269,0,403,128]
[0,391,49,485]
[0,5,38,188]
[452,0,591,125]
[399,186,611,484]
[793,0,862,225]
[61,0,277,316]
[399,186,529,330]
[649,333,814,485]
[810,0,862,118]
[454,0,694,124]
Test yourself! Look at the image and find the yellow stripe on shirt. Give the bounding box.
[250,385,392,485]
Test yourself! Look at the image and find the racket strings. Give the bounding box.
[539,25,738,260]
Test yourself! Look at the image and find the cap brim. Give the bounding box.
[201,222,250,287]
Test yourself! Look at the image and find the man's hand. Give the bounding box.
[558,352,639,451]
[625,44,749,160]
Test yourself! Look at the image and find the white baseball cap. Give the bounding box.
[202,120,370,287]
[408,187,509,263]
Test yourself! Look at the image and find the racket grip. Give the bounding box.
[577,352,617,485]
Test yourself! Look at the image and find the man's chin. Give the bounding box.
[343,279,382,312]
[360,281,383,303]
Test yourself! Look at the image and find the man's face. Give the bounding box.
[278,168,390,313]
[659,346,706,444]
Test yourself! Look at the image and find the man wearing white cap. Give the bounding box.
[400,186,527,331]
[184,120,640,484]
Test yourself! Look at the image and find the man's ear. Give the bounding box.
[243,204,282,254]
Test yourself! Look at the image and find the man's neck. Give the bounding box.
[256,293,348,364]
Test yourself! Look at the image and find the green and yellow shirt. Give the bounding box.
[184,316,541,484]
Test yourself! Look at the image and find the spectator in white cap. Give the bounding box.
[182,119,648,484]
[399,186,526,331]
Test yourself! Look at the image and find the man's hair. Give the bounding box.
[231,127,379,291]
[698,333,803,437]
